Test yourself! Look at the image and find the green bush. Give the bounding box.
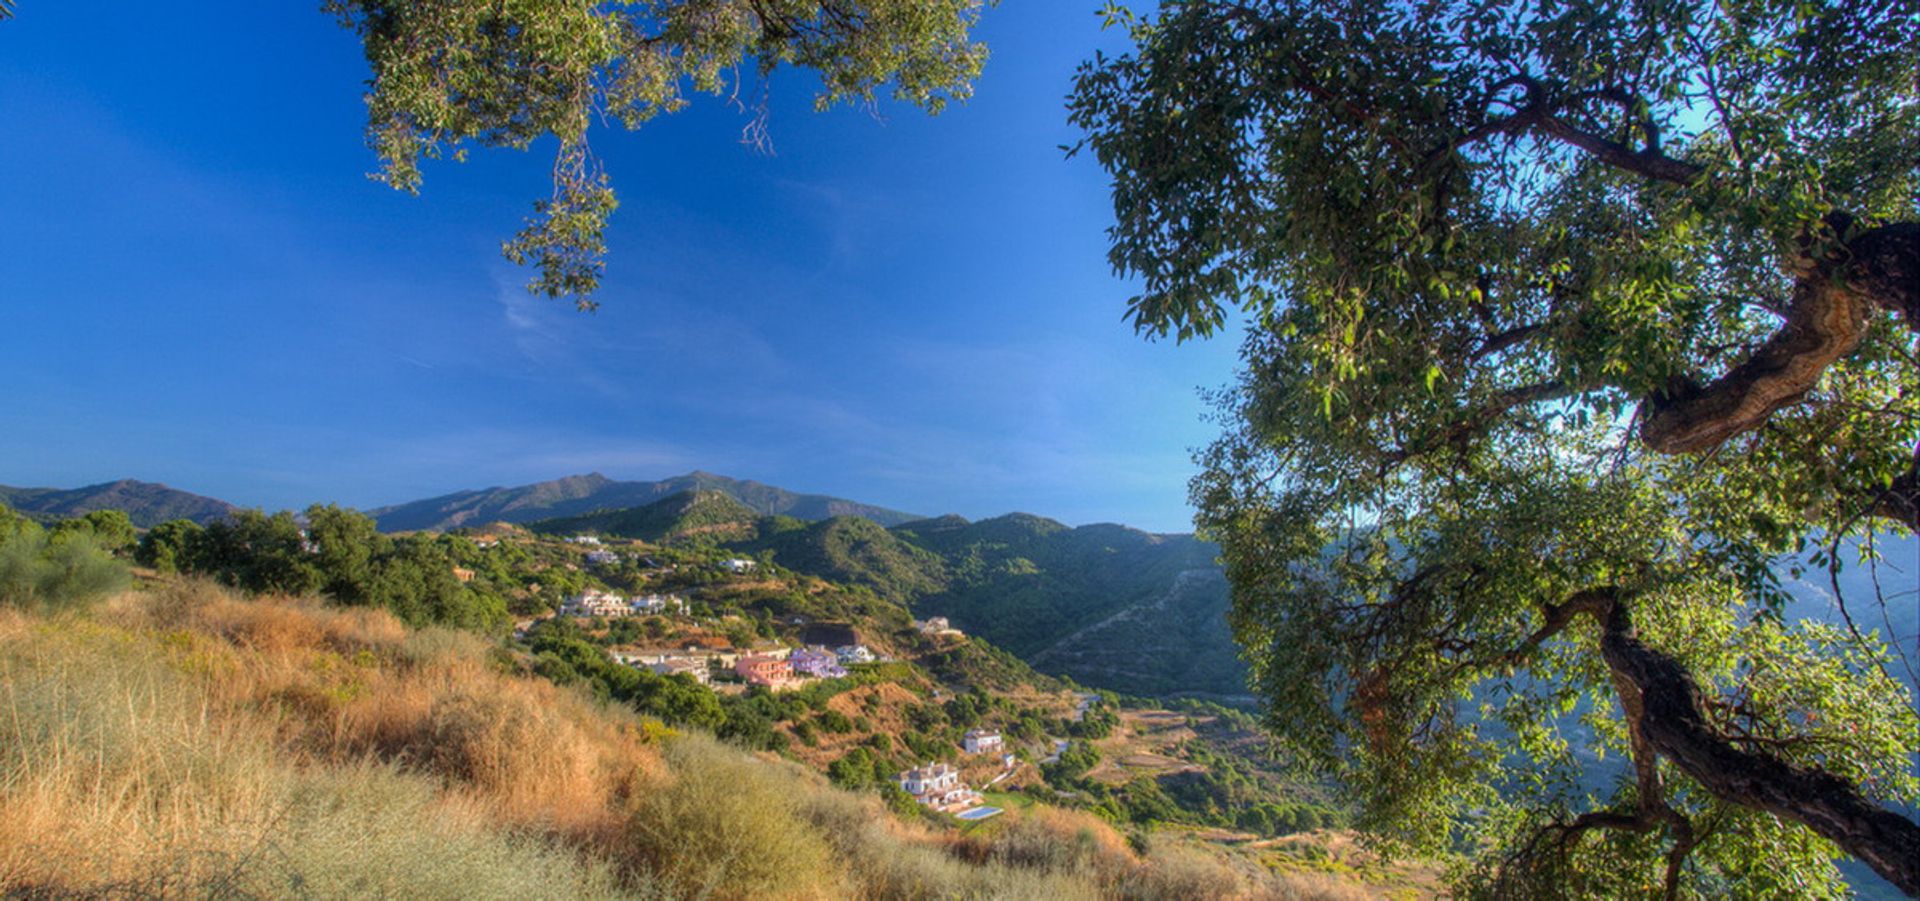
[0,527,127,613]
[623,735,843,897]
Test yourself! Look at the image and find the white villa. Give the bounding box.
[649,658,712,685]
[566,535,604,546]
[916,617,963,637]
[898,762,979,811]
[720,558,758,573]
[585,550,619,566]
[963,729,1003,755]
[562,589,630,617]
[900,762,957,796]
[835,644,877,665]
[629,593,683,614]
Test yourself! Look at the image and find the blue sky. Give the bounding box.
[0,2,1238,532]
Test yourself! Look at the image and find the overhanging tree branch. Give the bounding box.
[1596,600,1920,894]
[1640,220,1920,455]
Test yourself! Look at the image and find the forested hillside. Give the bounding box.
[0,479,234,527]
[0,497,1426,897]
[370,472,920,532]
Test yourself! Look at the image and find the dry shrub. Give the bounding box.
[621,733,845,899]
[0,617,624,898]
[4,582,1388,900]
[117,582,659,839]
[124,578,406,657]
[978,805,1138,882]
[798,788,1099,900]
[1127,840,1259,900]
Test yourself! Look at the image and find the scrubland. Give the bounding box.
[0,581,1371,899]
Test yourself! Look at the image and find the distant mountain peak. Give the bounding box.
[0,479,236,527]
[368,471,921,532]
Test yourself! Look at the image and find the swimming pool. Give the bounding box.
[954,806,1003,821]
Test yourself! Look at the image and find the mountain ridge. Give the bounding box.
[0,479,236,527]
[368,471,922,532]
[527,489,766,543]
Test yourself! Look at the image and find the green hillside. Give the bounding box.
[884,515,1244,696]
[742,515,950,600]
[370,471,921,532]
[512,496,1246,698]
[529,490,763,543]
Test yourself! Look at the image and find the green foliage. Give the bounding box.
[161,507,506,631]
[1069,702,1117,740]
[525,621,726,731]
[0,525,128,613]
[327,0,988,305]
[745,515,949,599]
[1042,740,1101,786]
[1074,0,1920,892]
[52,509,137,553]
[892,514,1243,696]
[135,519,203,573]
[531,490,761,543]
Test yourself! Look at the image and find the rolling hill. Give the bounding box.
[368,471,921,532]
[739,515,952,601]
[887,514,1244,697]
[0,479,235,527]
[528,490,765,543]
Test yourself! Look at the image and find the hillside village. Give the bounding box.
[502,530,1048,820]
[0,484,1431,896]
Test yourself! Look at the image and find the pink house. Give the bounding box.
[735,654,794,689]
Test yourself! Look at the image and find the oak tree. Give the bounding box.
[327,0,989,305]
[1073,0,1919,895]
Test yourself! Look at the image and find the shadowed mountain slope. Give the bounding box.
[0,479,235,527]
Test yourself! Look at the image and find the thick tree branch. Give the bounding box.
[1533,115,1701,186]
[1443,76,1704,186]
[1494,587,1918,892]
[1598,601,1920,894]
[1640,220,1920,455]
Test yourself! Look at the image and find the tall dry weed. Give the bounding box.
[622,733,846,899]
[3,582,1394,900]
[0,613,625,898]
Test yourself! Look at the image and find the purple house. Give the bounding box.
[788,646,847,679]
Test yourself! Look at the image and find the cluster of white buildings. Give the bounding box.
[560,589,685,618]
[897,728,1006,813]
[611,642,881,691]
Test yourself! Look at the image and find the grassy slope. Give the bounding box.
[0,581,1374,899]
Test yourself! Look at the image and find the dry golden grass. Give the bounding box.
[0,594,629,897]
[0,580,1390,900]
